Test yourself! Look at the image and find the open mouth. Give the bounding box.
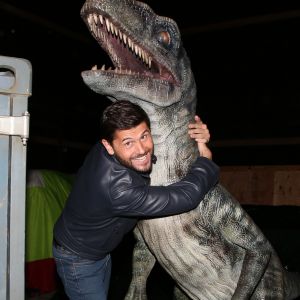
[81,10,177,84]
[133,154,148,161]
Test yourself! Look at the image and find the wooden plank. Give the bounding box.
[220,165,300,205]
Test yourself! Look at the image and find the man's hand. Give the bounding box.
[188,115,212,160]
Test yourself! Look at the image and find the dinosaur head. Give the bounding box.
[80,0,195,107]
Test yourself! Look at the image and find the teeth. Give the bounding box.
[110,23,116,35]
[105,19,110,32]
[135,155,147,161]
[88,14,93,26]
[92,65,98,70]
[88,13,153,71]
[110,22,115,34]
[99,15,103,24]
[93,14,98,24]
[97,27,101,38]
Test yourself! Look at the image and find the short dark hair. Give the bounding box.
[100,100,151,143]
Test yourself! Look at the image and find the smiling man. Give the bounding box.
[52,100,219,300]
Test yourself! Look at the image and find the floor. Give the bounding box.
[27,205,300,300]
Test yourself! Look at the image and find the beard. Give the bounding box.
[114,151,153,174]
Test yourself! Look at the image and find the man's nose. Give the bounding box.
[135,141,146,154]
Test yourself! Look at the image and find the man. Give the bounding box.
[53,100,219,300]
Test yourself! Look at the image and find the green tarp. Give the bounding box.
[25,170,73,262]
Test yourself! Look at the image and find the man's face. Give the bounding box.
[102,121,154,173]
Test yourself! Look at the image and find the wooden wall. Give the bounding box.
[220,165,300,205]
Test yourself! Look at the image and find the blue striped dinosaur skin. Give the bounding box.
[80,0,300,299]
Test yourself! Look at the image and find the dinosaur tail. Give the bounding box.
[284,269,300,300]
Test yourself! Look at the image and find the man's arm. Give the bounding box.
[111,157,219,217]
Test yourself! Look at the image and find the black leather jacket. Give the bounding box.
[54,143,219,260]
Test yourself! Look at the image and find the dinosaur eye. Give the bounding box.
[157,31,171,46]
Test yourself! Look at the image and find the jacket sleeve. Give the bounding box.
[111,157,219,217]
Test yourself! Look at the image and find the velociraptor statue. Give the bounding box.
[80,0,300,299]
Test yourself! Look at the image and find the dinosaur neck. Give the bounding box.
[145,93,198,186]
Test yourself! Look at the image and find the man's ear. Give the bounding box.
[101,139,115,155]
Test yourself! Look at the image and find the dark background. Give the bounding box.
[1,2,300,299]
[1,1,300,172]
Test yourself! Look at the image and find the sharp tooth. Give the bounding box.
[119,30,122,40]
[93,14,98,24]
[143,50,148,63]
[91,65,98,70]
[105,19,110,32]
[138,47,142,58]
[101,64,105,70]
[123,34,127,44]
[128,38,132,49]
[99,14,103,24]
[115,28,119,37]
[141,50,144,62]
[108,67,112,70]
[88,15,93,26]
[149,57,152,68]
[110,23,115,34]
[135,45,139,55]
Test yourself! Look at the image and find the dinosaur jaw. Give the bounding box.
[81,11,177,85]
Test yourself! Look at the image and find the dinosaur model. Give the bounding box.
[80,0,300,299]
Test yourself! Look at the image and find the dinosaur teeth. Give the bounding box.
[87,13,153,69]
[93,14,98,24]
[99,14,103,25]
[111,23,117,36]
[91,65,98,70]
[128,38,132,49]
[105,19,111,33]
[87,14,93,26]
[123,34,127,44]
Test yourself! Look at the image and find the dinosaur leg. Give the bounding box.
[218,189,284,299]
[124,226,156,300]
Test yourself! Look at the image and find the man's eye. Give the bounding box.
[141,134,148,141]
[124,142,132,148]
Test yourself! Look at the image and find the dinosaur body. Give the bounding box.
[80,0,300,298]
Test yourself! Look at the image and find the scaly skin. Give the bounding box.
[80,0,300,299]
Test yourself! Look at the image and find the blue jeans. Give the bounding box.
[53,243,111,300]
